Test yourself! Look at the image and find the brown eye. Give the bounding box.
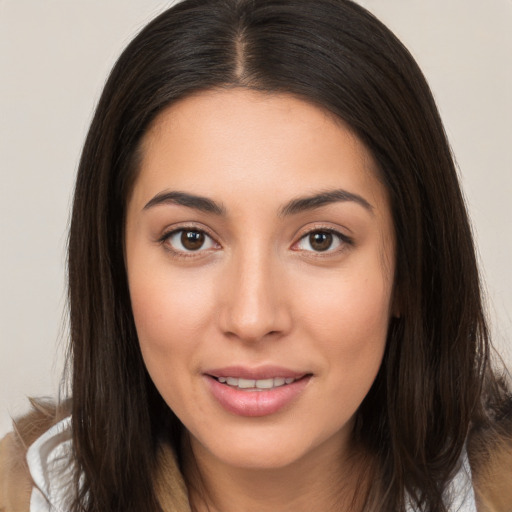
[295,229,348,253]
[165,229,217,253]
[181,230,205,250]
[309,231,333,252]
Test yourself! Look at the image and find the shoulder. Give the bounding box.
[469,413,512,512]
[0,431,34,511]
[0,399,70,512]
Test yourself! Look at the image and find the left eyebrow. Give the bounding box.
[279,189,374,217]
[143,191,226,215]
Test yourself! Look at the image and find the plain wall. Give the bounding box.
[1,0,511,436]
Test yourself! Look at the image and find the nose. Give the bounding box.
[218,247,292,343]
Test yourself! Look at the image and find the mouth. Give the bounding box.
[204,368,312,417]
[209,375,306,391]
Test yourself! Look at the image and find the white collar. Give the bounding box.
[444,452,477,512]
[26,416,73,512]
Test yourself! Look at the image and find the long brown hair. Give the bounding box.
[67,0,507,510]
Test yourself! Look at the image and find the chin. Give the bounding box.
[210,442,308,470]
[189,419,350,472]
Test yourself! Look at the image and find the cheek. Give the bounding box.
[128,268,220,419]
[128,264,217,372]
[296,261,391,387]
[300,264,392,342]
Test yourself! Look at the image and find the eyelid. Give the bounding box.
[156,222,352,258]
[158,223,221,257]
[291,225,353,254]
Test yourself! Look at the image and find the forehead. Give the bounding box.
[130,88,387,214]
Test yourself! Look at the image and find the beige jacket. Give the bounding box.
[0,401,190,512]
[1,401,511,512]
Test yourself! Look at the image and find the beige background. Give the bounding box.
[1,0,511,436]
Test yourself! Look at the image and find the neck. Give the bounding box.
[182,431,371,512]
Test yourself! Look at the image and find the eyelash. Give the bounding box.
[158,225,353,259]
[158,225,219,259]
[292,227,353,255]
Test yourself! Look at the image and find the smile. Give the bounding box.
[214,376,297,391]
[205,369,312,417]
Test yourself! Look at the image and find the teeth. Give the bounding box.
[273,377,285,387]
[255,378,274,389]
[238,378,256,388]
[216,376,298,390]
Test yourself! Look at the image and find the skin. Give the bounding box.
[125,88,396,512]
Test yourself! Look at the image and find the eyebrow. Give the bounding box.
[279,189,374,216]
[143,191,226,215]
[143,188,374,216]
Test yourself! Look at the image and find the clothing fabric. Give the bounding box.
[442,456,477,512]
[24,416,191,512]
[25,416,477,512]
[26,417,73,512]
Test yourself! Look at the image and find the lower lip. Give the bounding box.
[205,375,311,417]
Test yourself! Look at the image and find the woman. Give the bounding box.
[1,0,510,510]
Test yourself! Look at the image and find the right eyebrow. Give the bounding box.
[279,188,374,217]
[143,191,226,216]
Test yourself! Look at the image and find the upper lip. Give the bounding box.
[205,365,309,380]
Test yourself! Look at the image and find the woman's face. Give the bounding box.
[125,89,395,470]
